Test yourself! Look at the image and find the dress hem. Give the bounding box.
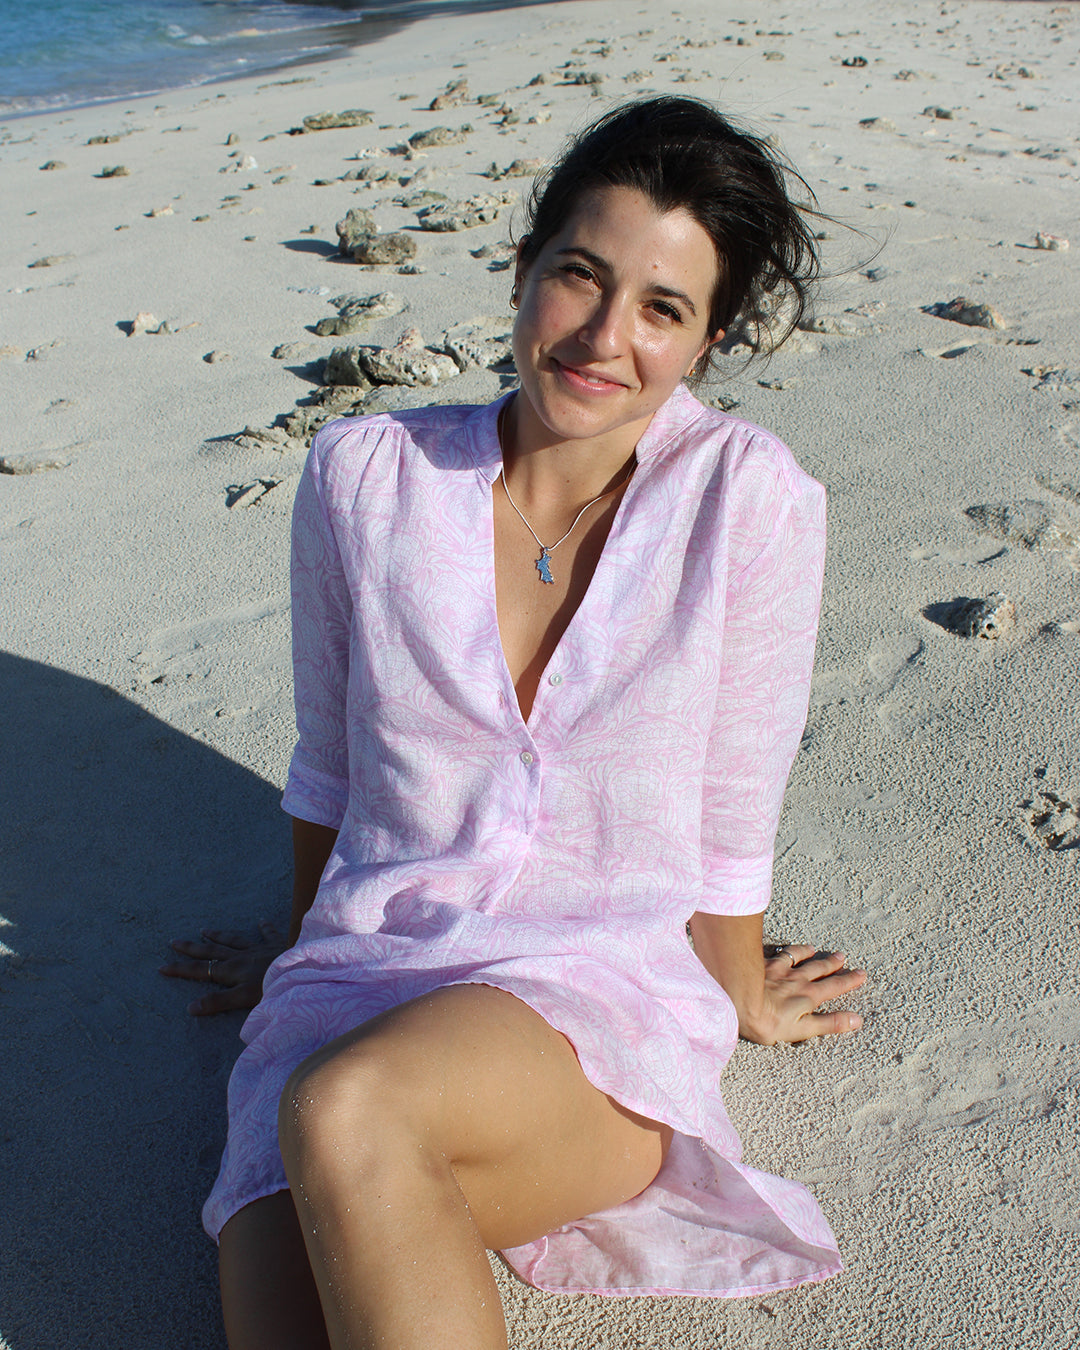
[513,1260,843,1299]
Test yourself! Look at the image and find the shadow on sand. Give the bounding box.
[0,651,291,1350]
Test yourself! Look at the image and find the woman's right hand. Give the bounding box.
[159,920,288,1016]
[749,945,866,1045]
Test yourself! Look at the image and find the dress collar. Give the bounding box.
[466,382,707,485]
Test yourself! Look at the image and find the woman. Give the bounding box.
[164,96,866,1349]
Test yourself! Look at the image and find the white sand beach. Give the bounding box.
[2,0,1078,1344]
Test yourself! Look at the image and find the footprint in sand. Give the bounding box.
[225,478,283,509]
[964,500,1080,555]
[131,597,289,690]
[865,635,936,738]
[811,636,927,733]
[1020,786,1080,851]
[909,540,1007,564]
[866,633,923,687]
[849,997,1077,1143]
[1036,469,1080,507]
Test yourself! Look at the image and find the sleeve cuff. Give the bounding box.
[697,853,773,915]
[281,756,348,830]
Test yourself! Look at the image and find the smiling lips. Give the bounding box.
[552,359,627,394]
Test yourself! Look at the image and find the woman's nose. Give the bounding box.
[578,292,630,357]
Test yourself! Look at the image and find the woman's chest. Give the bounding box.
[492,486,626,722]
[334,461,726,730]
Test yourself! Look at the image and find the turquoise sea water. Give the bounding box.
[0,0,546,116]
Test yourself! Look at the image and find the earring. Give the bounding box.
[509,283,520,311]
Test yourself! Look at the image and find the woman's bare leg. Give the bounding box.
[277,984,671,1350]
[219,1191,330,1350]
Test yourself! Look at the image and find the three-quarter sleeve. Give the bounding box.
[281,425,354,829]
[697,450,826,915]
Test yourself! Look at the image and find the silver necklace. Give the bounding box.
[499,459,636,584]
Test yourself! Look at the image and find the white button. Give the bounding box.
[520,750,534,766]
[548,673,563,686]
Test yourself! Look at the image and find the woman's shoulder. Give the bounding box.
[310,402,475,462]
[665,385,823,508]
[305,400,494,497]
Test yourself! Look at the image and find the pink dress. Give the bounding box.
[203,383,839,1297]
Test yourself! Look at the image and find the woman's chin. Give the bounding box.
[517,380,647,448]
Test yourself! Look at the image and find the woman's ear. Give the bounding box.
[511,236,531,311]
[688,331,724,379]
[514,235,530,285]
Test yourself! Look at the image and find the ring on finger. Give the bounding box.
[207,959,217,980]
[772,945,796,965]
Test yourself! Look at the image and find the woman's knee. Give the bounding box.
[278,1037,405,1174]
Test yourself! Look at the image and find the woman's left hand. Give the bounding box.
[159,920,287,1016]
[749,945,866,1045]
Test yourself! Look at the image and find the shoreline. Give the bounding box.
[0,0,564,122]
[2,1,1079,1346]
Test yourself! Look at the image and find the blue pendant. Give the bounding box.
[536,548,555,584]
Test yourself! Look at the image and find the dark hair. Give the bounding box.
[519,97,822,376]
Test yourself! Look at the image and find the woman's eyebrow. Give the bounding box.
[554,246,697,315]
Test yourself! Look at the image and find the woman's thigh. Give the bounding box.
[282,982,672,1251]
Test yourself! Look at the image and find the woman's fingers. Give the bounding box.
[769,949,867,993]
[764,945,867,1043]
[803,966,868,1005]
[812,951,859,976]
[766,943,817,966]
[785,1008,864,1042]
[159,954,227,982]
[199,928,252,949]
[166,938,214,960]
[161,925,285,1015]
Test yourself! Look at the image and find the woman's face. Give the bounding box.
[511,185,721,455]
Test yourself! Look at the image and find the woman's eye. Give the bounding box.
[652,301,683,323]
[562,263,596,282]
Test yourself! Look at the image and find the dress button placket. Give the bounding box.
[548,673,563,686]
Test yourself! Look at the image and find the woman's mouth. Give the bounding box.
[552,360,625,394]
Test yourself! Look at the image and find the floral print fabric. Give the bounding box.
[203,383,839,1296]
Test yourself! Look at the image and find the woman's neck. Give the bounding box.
[499,393,641,512]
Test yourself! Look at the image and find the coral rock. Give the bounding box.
[327,329,459,387]
[335,207,379,254]
[0,453,71,475]
[429,78,470,110]
[408,124,472,149]
[416,194,507,232]
[926,296,1006,329]
[315,292,407,336]
[945,593,1017,639]
[441,319,514,371]
[484,157,544,180]
[296,109,373,133]
[352,232,418,265]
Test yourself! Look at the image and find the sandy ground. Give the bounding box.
[2,0,1079,1345]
